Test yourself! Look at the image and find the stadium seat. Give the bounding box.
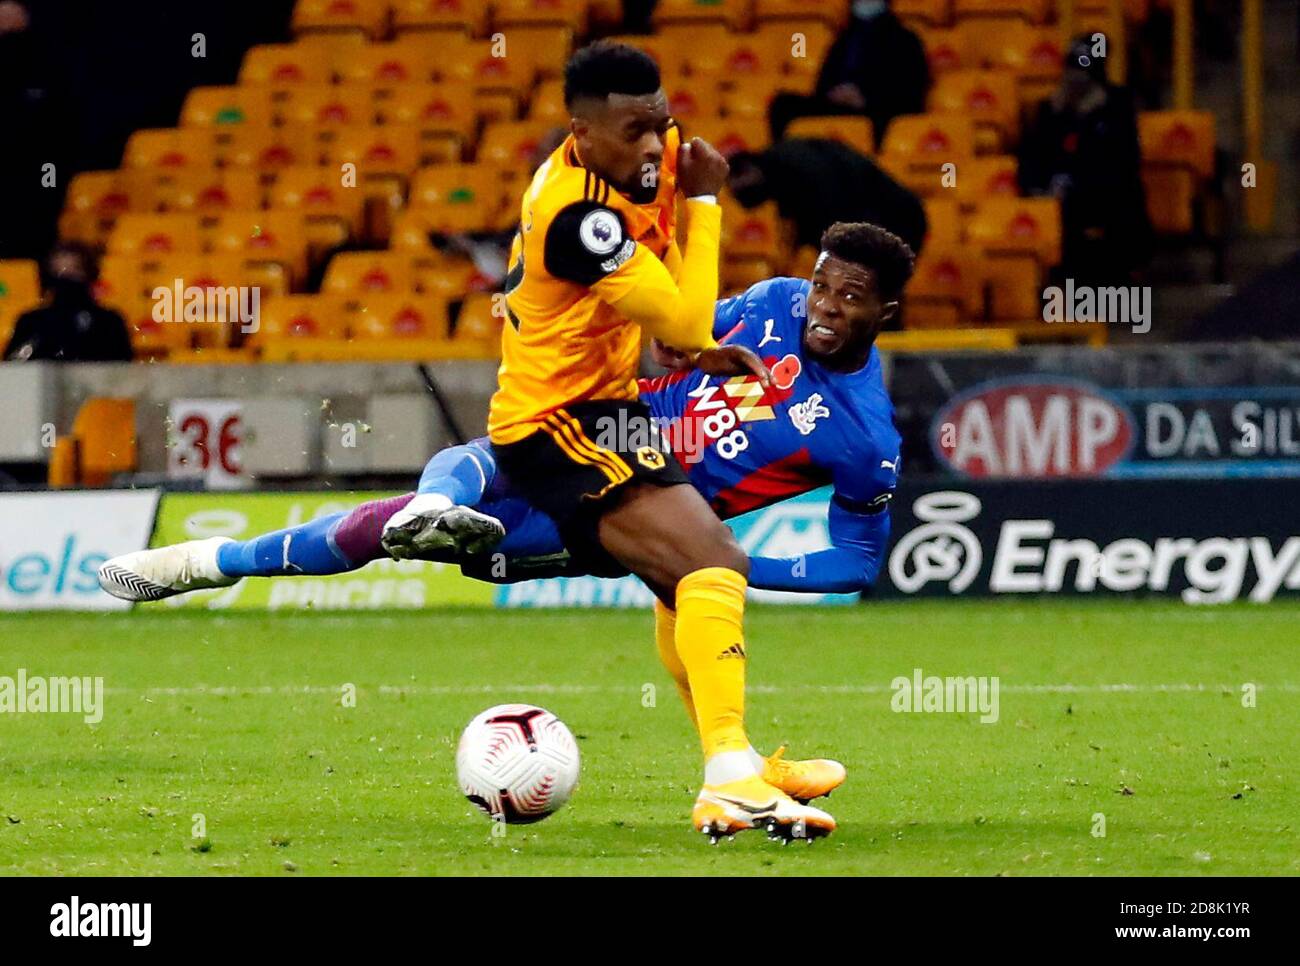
[652,0,749,29]
[949,155,1019,208]
[209,212,310,283]
[326,123,427,177]
[893,0,952,28]
[495,0,587,31]
[180,87,274,127]
[1138,110,1216,235]
[124,128,211,169]
[391,0,488,36]
[721,198,784,261]
[117,296,189,358]
[977,22,1063,104]
[656,24,734,77]
[409,164,513,232]
[352,293,450,339]
[107,213,204,257]
[438,35,537,93]
[220,124,320,170]
[929,69,1019,151]
[497,26,575,79]
[240,43,335,85]
[758,21,834,87]
[476,121,560,175]
[453,292,505,343]
[721,257,778,296]
[0,259,41,347]
[267,166,367,244]
[65,171,151,218]
[754,0,848,29]
[722,77,784,121]
[952,0,1050,23]
[156,169,264,214]
[966,197,1061,320]
[276,84,376,129]
[688,118,770,157]
[336,40,437,84]
[291,0,390,39]
[66,398,137,487]
[411,254,497,300]
[924,196,963,245]
[784,116,875,156]
[905,245,984,327]
[94,256,144,310]
[528,78,568,124]
[917,26,974,75]
[251,294,351,341]
[664,82,722,124]
[322,252,416,295]
[375,82,478,141]
[882,113,975,165]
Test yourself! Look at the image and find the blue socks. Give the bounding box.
[418,439,495,503]
[215,512,353,578]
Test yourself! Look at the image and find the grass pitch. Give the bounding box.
[1,600,1296,876]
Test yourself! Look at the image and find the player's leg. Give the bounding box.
[381,439,505,559]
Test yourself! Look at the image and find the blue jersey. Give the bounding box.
[639,277,900,520]
[470,277,901,593]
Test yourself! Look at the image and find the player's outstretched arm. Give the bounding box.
[747,496,893,594]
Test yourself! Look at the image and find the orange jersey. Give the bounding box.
[488,126,717,445]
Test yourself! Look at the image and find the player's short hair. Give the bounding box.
[819,222,916,302]
[564,41,661,110]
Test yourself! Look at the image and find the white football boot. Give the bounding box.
[98,537,238,602]
[381,493,506,560]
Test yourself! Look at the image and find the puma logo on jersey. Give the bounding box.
[789,393,830,436]
[881,458,898,471]
[758,318,781,347]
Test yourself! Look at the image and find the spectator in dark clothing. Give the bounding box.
[1018,36,1151,286]
[769,0,930,144]
[3,243,133,362]
[728,139,928,257]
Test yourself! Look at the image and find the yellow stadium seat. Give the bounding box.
[336,40,437,84]
[453,292,505,343]
[953,0,1049,24]
[68,399,137,486]
[327,122,426,174]
[495,0,587,30]
[375,82,478,138]
[929,69,1019,150]
[893,0,952,27]
[409,164,512,232]
[976,21,1063,103]
[905,245,984,327]
[411,254,496,300]
[209,212,310,282]
[917,26,973,75]
[601,33,682,79]
[949,154,1019,208]
[1138,110,1215,234]
[653,0,749,29]
[785,115,875,155]
[124,129,212,169]
[154,169,264,214]
[322,252,416,295]
[476,121,561,173]
[292,0,389,38]
[65,171,151,218]
[252,294,351,341]
[500,25,575,79]
[267,166,367,244]
[0,259,41,347]
[881,113,976,176]
[353,293,450,339]
[392,0,488,36]
[656,24,733,76]
[116,296,188,358]
[220,124,320,169]
[528,78,568,124]
[94,257,143,310]
[277,84,376,128]
[687,118,770,157]
[966,197,1060,320]
[664,81,722,125]
[180,87,274,127]
[721,198,784,261]
[923,197,963,245]
[755,0,848,28]
[721,258,777,296]
[107,213,205,256]
[240,43,335,84]
[439,35,537,91]
[722,77,787,121]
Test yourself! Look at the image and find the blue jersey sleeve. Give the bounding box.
[747,497,892,594]
[712,292,747,342]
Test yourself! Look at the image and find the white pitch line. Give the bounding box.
[102,682,1300,697]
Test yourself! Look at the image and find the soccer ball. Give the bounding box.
[456,703,581,824]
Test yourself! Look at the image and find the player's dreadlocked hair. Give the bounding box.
[564,41,661,109]
[819,222,917,302]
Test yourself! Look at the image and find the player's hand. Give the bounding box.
[677,136,729,198]
[693,344,773,389]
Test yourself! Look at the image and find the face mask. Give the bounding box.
[852,0,887,21]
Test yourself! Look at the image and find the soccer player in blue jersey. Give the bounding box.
[100,221,914,816]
